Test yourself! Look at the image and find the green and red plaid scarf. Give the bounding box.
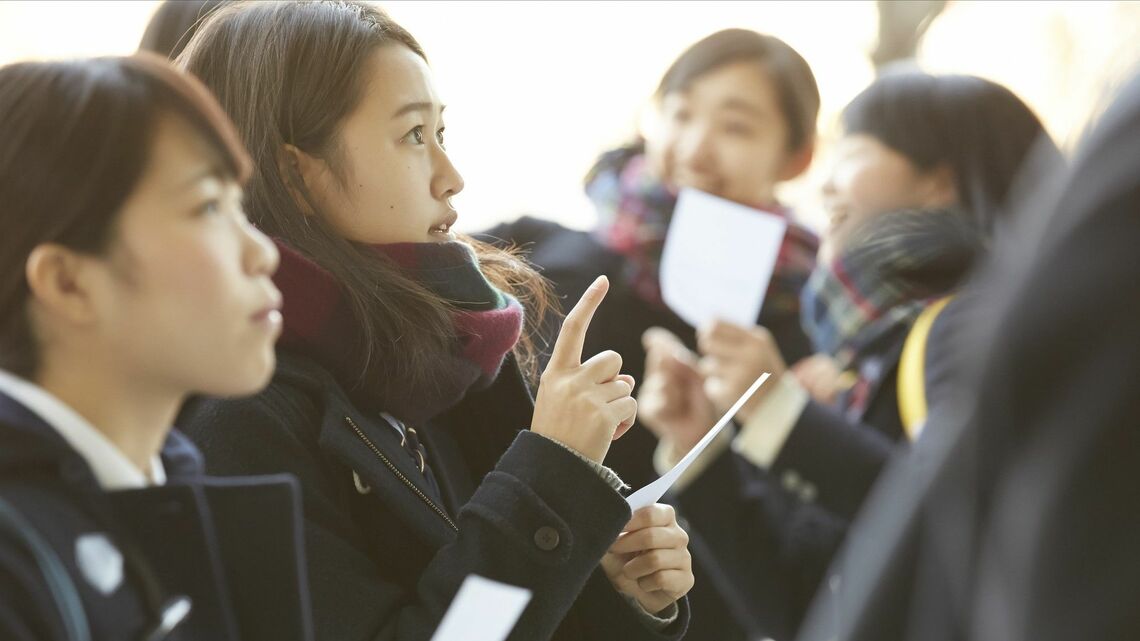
[584,143,819,318]
[800,208,985,417]
[273,239,523,425]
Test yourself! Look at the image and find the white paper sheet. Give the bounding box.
[626,373,771,511]
[430,575,532,641]
[660,188,789,329]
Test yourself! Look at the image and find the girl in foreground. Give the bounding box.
[0,54,310,641]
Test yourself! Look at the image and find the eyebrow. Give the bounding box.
[718,97,766,118]
[391,101,447,119]
[178,164,228,190]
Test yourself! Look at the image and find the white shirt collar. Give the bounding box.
[0,368,166,490]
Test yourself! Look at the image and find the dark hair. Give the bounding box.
[0,53,251,377]
[655,29,821,152]
[138,0,227,60]
[178,1,553,387]
[842,72,1053,229]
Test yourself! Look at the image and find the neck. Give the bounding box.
[35,353,180,476]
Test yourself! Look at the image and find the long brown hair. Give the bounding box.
[0,54,250,378]
[178,1,553,387]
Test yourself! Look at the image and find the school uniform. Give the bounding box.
[654,209,985,639]
[0,370,312,641]
[180,238,689,641]
[798,68,1140,641]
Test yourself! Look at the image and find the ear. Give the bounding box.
[24,244,101,327]
[278,143,326,216]
[778,140,815,181]
[921,164,959,209]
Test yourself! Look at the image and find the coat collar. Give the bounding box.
[0,390,204,490]
[271,348,535,549]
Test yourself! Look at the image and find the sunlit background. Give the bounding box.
[2,1,1139,233]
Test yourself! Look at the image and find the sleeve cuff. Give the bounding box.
[620,593,680,630]
[731,374,810,469]
[651,427,733,494]
[542,435,630,494]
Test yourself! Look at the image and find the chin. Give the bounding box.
[206,351,278,399]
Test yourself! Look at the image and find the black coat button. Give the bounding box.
[534,526,560,551]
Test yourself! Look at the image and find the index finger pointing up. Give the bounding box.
[549,275,609,368]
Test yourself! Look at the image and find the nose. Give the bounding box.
[239,211,280,278]
[430,146,465,203]
[675,123,716,173]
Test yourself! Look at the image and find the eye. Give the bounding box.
[197,199,221,216]
[724,121,755,137]
[436,127,446,148]
[403,125,426,145]
[671,108,692,124]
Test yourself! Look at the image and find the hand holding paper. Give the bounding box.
[627,372,771,511]
[602,504,694,616]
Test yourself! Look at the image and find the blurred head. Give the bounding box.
[138,0,227,60]
[0,55,281,397]
[821,72,1050,261]
[179,0,551,383]
[645,29,820,206]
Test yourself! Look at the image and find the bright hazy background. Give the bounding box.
[2,1,1139,233]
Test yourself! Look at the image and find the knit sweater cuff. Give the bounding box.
[539,435,630,494]
[620,593,680,630]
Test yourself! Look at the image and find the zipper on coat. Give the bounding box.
[344,416,458,532]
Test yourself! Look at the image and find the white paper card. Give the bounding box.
[430,575,532,641]
[627,373,771,511]
[660,188,788,329]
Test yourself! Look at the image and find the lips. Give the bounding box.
[251,293,284,329]
[429,209,459,237]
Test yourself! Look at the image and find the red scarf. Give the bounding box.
[273,239,524,424]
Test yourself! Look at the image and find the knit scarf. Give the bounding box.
[584,144,818,316]
[273,239,524,425]
[800,208,985,417]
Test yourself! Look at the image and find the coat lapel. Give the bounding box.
[318,402,458,549]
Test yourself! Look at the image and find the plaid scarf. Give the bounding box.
[584,144,819,317]
[273,239,524,425]
[800,208,985,418]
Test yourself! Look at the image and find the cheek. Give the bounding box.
[720,138,784,197]
[835,161,891,211]
[323,155,414,244]
[143,241,240,322]
[644,130,677,181]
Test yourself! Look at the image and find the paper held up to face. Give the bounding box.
[626,372,771,511]
[430,575,532,641]
[660,188,789,329]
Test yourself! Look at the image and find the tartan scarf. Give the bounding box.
[800,208,985,417]
[273,239,524,425]
[584,144,818,317]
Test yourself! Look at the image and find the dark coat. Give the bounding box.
[0,392,312,641]
[180,351,689,641]
[672,295,964,640]
[481,217,813,641]
[797,72,1140,641]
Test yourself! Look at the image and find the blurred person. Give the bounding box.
[640,72,1053,639]
[484,29,821,487]
[0,54,310,641]
[484,29,822,640]
[176,2,693,640]
[798,65,1140,641]
[138,0,226,60]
